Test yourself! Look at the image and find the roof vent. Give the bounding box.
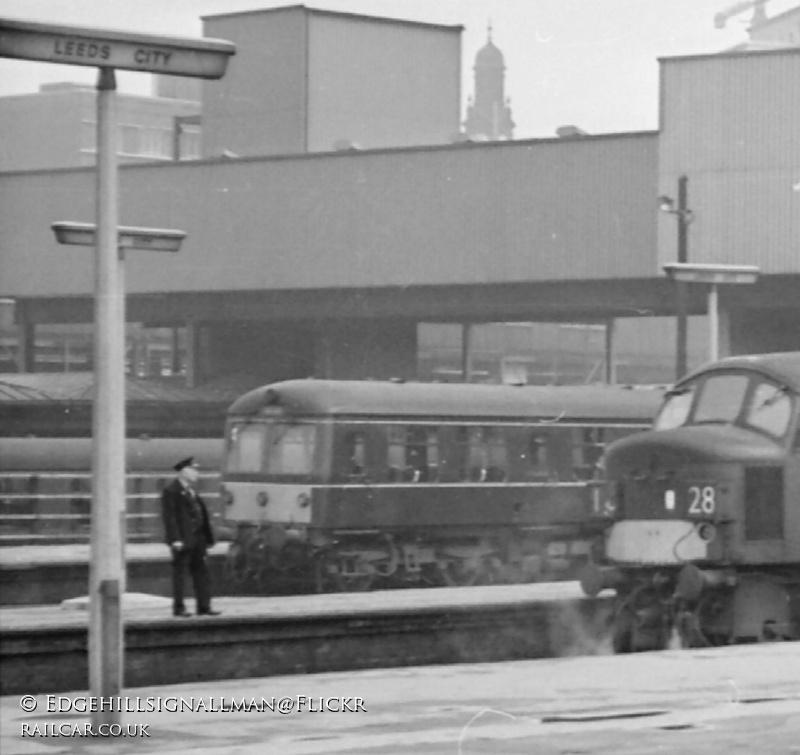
[556,125,588,138]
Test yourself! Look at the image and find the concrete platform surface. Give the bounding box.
[1,642,798,754]
[0,581,592,630]
[0,542,230,568]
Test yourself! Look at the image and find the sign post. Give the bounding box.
[2,16,234,727]
[663,263,760,362]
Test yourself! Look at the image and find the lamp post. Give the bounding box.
[53,223,186,720]
[1,17,235,728]
[663,263,760,362]
[658,175,693,379]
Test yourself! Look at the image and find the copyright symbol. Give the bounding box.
[20,696,37,712]
[277,697,294,714]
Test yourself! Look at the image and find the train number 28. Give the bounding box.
[688,485,715,515]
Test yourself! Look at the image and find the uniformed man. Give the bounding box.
[161,456,220,617]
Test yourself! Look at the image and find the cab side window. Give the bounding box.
[746,381,793,440]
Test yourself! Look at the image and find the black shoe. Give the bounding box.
[173,609,192,618]
[197,609,221,616]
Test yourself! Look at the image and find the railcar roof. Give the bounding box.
[0,372,247,403]
[680,351,800,391]
[227,380,665,422]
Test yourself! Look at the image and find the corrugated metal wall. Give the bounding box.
[658,49,800,272]
[0,133,658,298]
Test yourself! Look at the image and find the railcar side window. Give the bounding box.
[693,374,749,425]
[485,427,508,481]
[654,385,695,430]
[525,432,550,479]
[745,382,793,439]
[387,426,407,481]
[459,426,507,482]
[573,427,605,480]
[407,426,440,482]
[343,431,366,476]
[265,423,316,475]
[460,427,486,481]
[227,423,265,473]
[387,426,440,482]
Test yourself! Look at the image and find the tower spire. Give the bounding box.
[463,24,514,140]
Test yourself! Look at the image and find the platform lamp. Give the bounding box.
[658,176,694,380]
[663,263,760,362]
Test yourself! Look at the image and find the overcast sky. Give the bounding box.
[1,0,798,138]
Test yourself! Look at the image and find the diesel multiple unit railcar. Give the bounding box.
[220,379,663,591]
[581,352,800,651]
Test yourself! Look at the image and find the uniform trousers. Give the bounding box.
[171,537,211,614]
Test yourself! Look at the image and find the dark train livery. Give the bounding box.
[0,437,224,545]
[581,352,800,651]
[220,379,663,591]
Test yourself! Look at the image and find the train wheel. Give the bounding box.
[317,554,378,593]
[333,573,375,592]
[224,540,250,584]
[612,592,670,653]
[438,557,502,586]
[419,563,448,587]
[270,540,309,573]
[612,608,635,653]
[439,561,478,586]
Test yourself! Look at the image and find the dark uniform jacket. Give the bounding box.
[161,478,215,550]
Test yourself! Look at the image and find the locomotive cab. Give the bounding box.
[582,352,800,651]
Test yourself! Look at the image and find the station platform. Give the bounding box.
[2,641,798,754]
[0,580,612,697]
[0,542,235,606]
[0,542,222,568]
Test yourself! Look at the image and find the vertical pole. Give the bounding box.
[717,300,732,359]
[17,319,35,373]
[90,66,125,727]
[172,115,182,161]
[185,320,197,388]
[604,318,617,385]
[461,323,471,383]
[708,284,719,362]
[675,175,689,380]
[171,327,181,376]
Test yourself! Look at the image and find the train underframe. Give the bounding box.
[224,521,598,592]
[590,563,800,652]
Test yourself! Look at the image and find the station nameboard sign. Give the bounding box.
[0,17,235,78]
